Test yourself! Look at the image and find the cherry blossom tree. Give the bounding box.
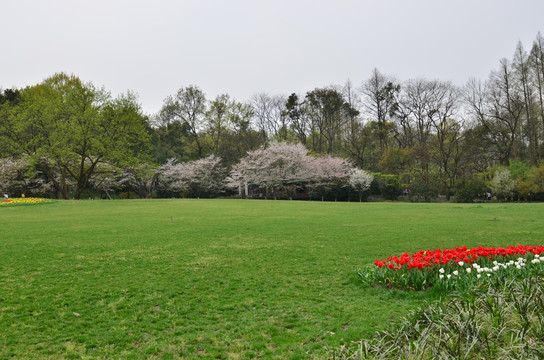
[0,157,29,196]
[228,142,361,200]
[0,156,53,196]
[227,142,313,198]
[309,155,354,201]
[159,155,225,198]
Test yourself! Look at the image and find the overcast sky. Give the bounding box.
[2,0,543,115]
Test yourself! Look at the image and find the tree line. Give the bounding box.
[2,32,544,201]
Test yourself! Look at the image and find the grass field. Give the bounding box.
[1,200,543,359]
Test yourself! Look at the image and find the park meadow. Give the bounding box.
[1,199,543,359]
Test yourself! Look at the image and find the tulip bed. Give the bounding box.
[360,245,544,291]
[0,197,53,206]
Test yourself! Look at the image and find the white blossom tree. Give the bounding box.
[228,142,361,200]
[349,168,374,202]
[227,142,313,198]
[0,156,53,196]
[309,155,354,201]
[490,169,515,200]
[0,157,29,196]
[159,155,225,198]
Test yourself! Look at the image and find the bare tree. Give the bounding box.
[530,32,544,155]
[465,59,525,167]
[513,41,537,165]
[251,93,289,142]
[361,68,400,155]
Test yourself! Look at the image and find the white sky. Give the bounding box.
[2,0,543,115]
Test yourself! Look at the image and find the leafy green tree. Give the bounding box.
[455,175,487,203]
[150,121,188,163]
[0,88,23,157]
[515,164,544,200]
[205,94,231,156]
[305,88,352,154]
[158,85,207,158]
[285,93,309,145]
[1,73,151,199]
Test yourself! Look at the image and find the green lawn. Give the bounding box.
[1,200,543,359]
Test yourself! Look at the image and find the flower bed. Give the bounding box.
[360,245,544,290]
[0,197,53,207]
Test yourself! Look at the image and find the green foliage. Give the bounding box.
[508,160,531,179]
[454,176,487,203]
[150,121,188,163]
[406,169,440,202]
[371,173,401,200]
[1,73,151,199]
[515,163,544,200]
[378,148,413,175]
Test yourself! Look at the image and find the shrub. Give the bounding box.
[454,176,486,203]
[335,274,544,359]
